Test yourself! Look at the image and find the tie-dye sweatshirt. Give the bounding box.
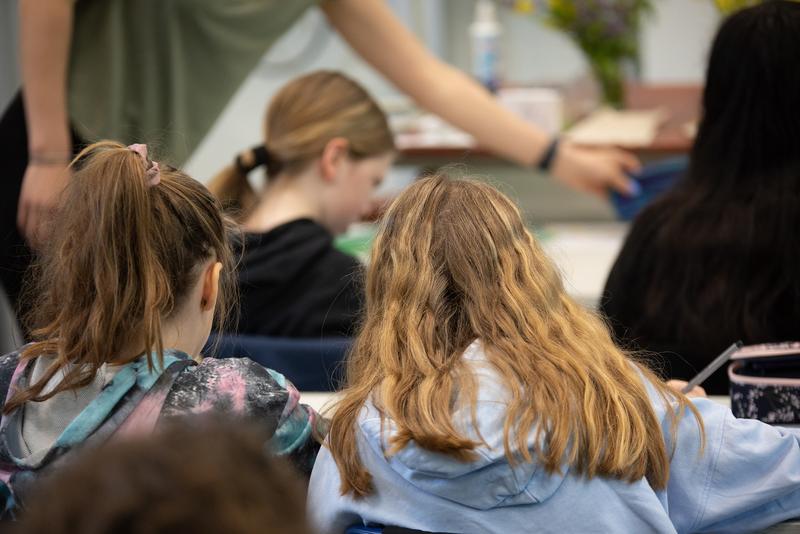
[0,349,322,509]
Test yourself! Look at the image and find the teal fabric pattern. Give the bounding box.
[55,351,187,448]
[0,348,322,517]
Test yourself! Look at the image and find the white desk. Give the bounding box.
[302,391,341,414]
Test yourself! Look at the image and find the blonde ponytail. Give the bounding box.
[207,145,274,219]
[210,71,394,219]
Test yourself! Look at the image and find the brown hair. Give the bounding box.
[5,141,237,414]
[327,175,704,497]
[208,70,395,219]
[15,418,311,534]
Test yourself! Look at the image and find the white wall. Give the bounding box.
[444,0,720,84]
[185,1,437,182]
[640,0,720,82]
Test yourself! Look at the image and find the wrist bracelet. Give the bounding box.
[29,152,72,166]
[536,137,560,172]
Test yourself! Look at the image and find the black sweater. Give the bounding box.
[234,219,363,338]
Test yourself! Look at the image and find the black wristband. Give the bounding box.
[536,137,560,171]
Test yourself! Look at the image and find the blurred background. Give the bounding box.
[0,0,720,222]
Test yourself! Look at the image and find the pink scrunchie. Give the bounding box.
[127,143,161,187]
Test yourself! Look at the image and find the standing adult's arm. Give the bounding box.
[322,0,640,197]
[17,0,74,247]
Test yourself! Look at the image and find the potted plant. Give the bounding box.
[509,0,654,108]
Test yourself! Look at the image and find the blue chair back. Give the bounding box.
[610,156,688,221]
[346,527,441,534]
[205,334,350,391]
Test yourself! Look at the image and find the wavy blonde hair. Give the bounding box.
[327,175,704,497]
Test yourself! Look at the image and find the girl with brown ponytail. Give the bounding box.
[0,141,321,514]
[209,70,395,339]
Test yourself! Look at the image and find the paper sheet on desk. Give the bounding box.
[394,114,476,149]
[566,108,667,146]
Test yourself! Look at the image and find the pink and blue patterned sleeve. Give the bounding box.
[162,357,324,475]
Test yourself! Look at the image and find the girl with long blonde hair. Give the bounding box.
[209,70,395,339]
[309,175,800,533]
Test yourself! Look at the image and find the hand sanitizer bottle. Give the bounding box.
[470,0,502,93]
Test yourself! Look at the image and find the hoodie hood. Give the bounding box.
[235,218,364,337]
[357,341,568,510]
[239,218,333,288]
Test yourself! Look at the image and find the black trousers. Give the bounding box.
[0,91,84,328]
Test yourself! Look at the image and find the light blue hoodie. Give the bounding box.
[308,341,800,533]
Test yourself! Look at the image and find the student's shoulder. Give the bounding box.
[164,357,292,419]
[626,191,685,246]
[199,356,292,393]
[607,200,674,279]
[308,232,363,285]
[327,245,363,273]
[177,356,290,398]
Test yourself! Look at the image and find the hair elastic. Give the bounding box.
[235,145,282,176]
[127,143,161,187]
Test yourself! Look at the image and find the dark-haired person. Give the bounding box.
[1,0,639,324]
[15,420,312,534]
[600,0,800,395]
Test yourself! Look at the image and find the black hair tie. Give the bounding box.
[234,145,281,176]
